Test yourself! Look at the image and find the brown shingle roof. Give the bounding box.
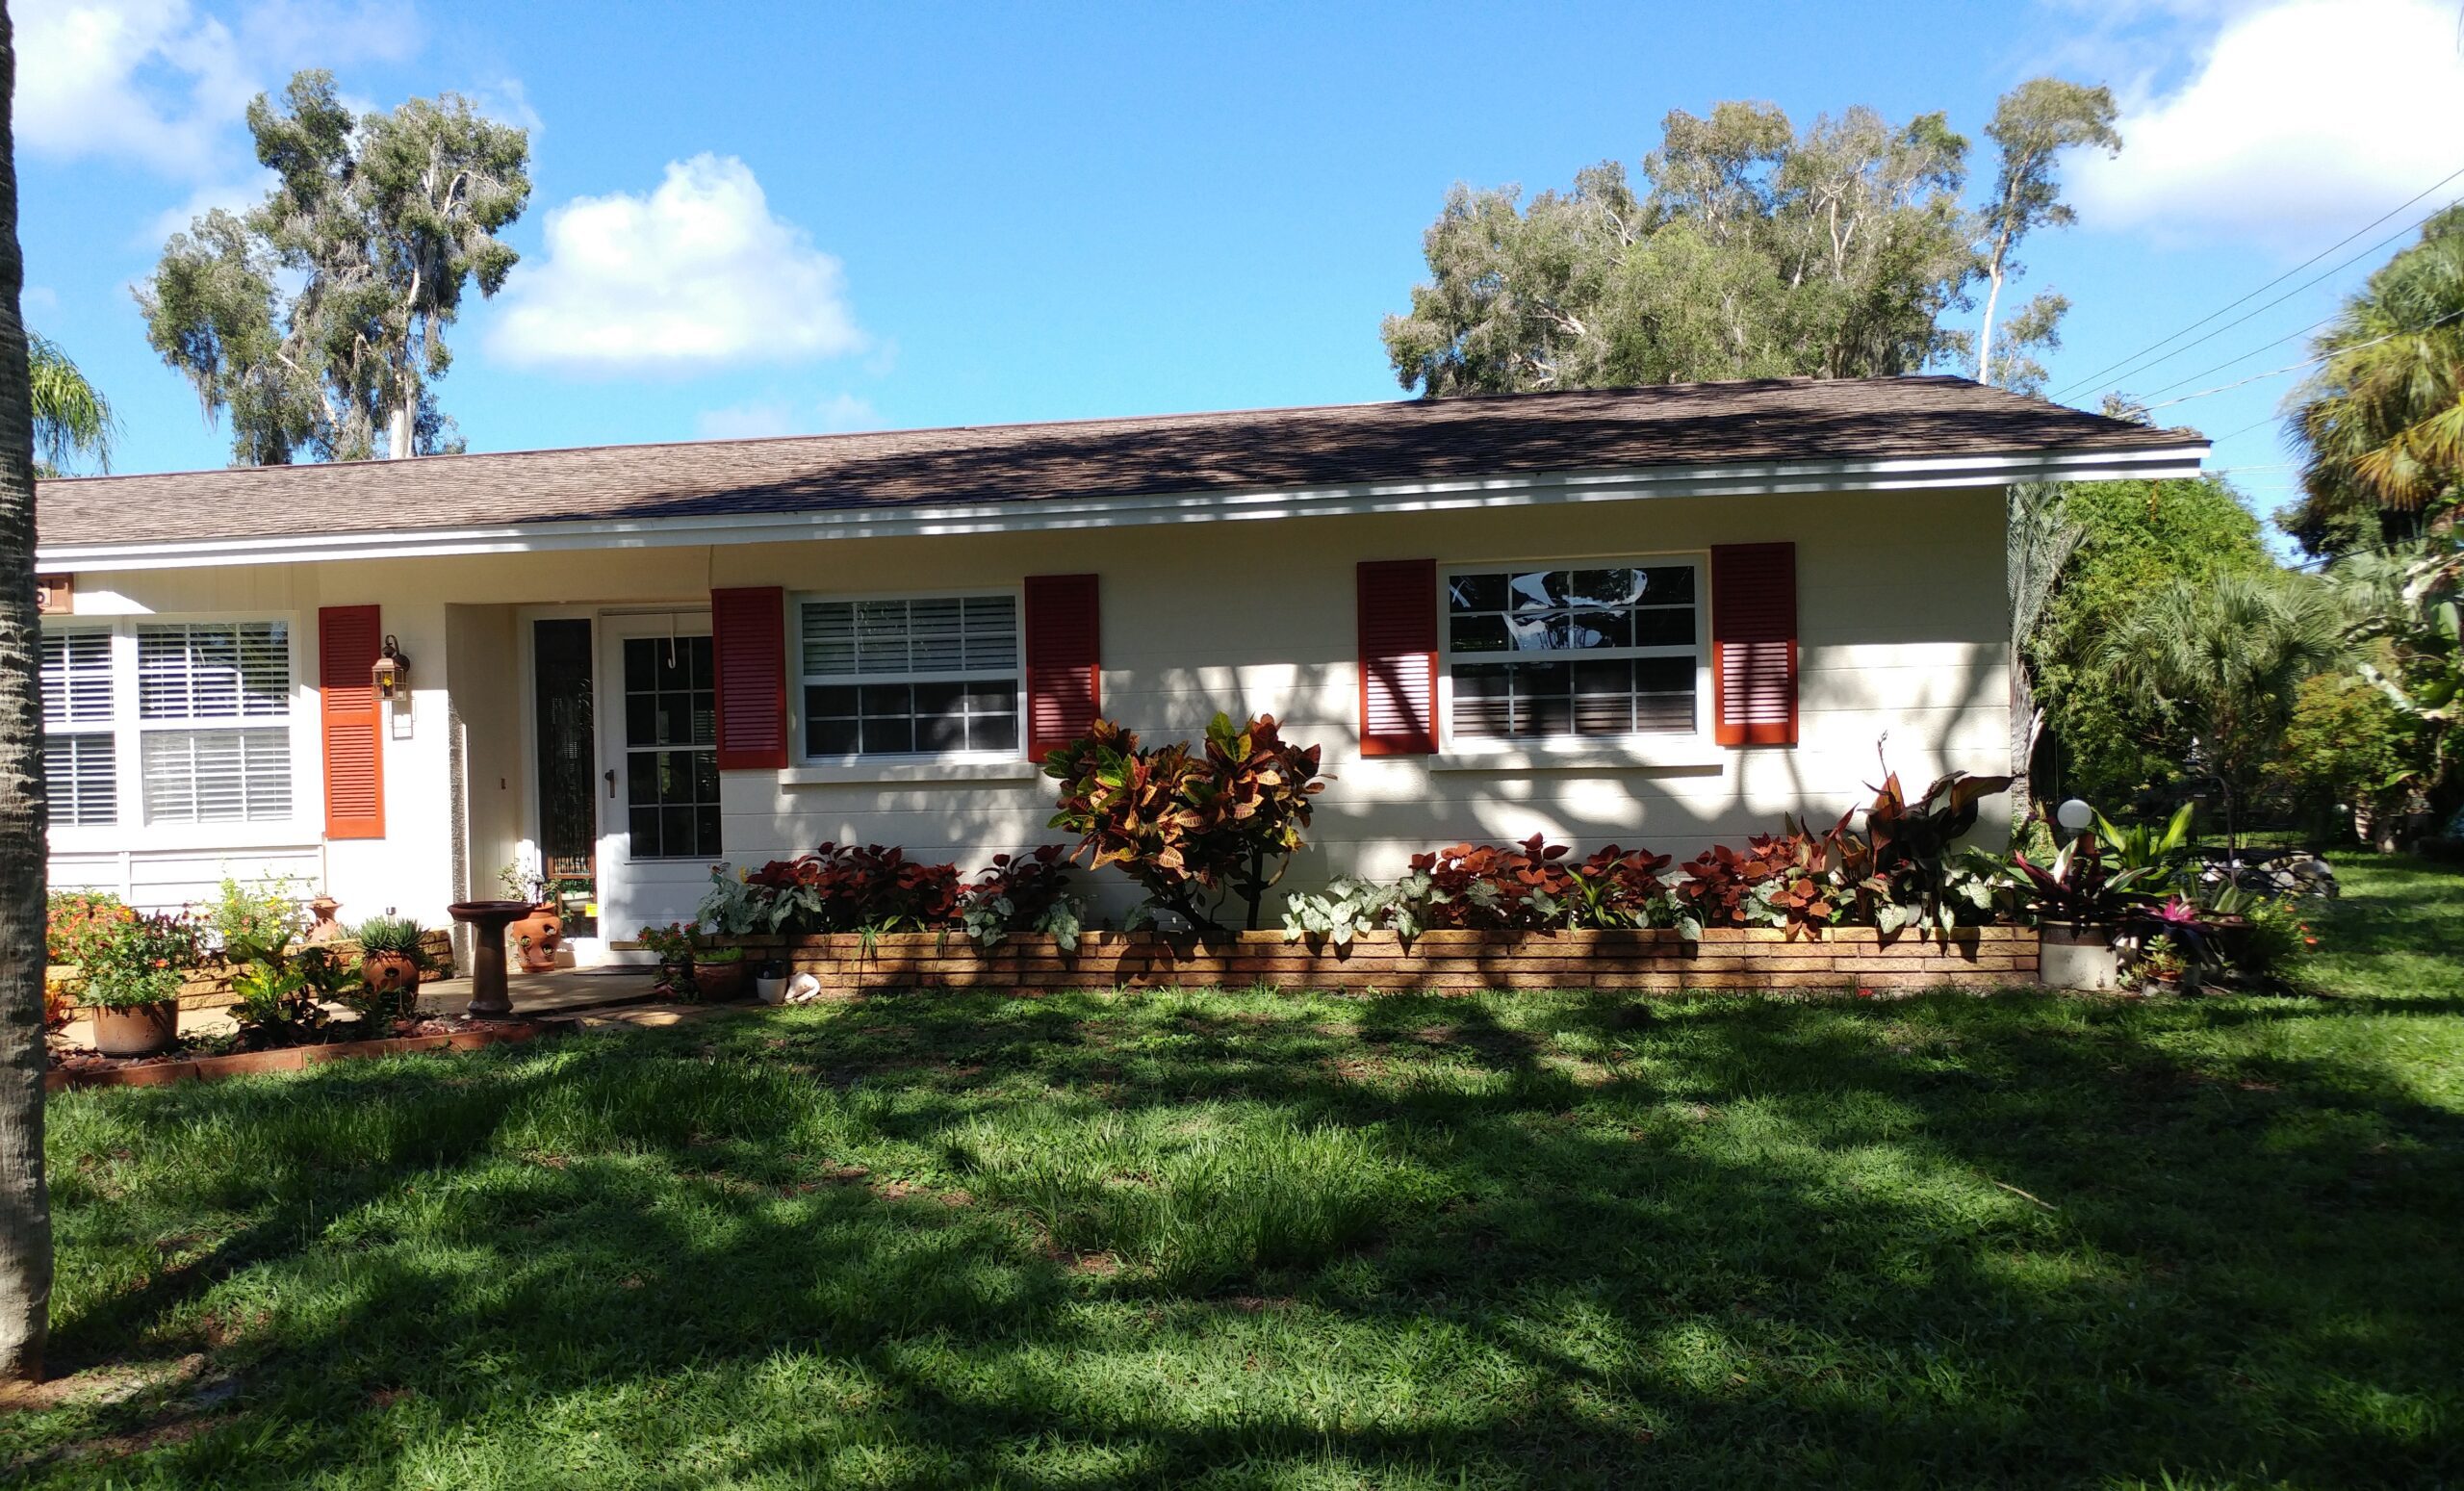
[36,375,2201,551]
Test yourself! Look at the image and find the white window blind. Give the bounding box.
[39,630,116,828]
[799,595,1022,757]
[1442,563,1704,741]
[135,621,294,824]
[139,622,291,721]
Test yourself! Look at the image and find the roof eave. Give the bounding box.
[37,441,2209,574]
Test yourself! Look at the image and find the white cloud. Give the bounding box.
[2069,0,2464,242]
[694,394,883,441]
[14,0,421,180]
[488,154,867,373]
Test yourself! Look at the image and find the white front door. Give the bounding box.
[597,611,720,940]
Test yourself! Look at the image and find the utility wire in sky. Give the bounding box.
[2052,164,2464,401]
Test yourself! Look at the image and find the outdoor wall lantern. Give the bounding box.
[372,634,412,704]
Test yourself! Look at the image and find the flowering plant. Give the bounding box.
[46,890,136,967]
[636,921,700,964]
[80,913,206,1009]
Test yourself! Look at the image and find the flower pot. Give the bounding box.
[90,1000,180,1058]
[753,973,789,1005]
[2040,921,2120,992]
[360,951,421,995]
[509,905,564,972]
[692,961,747,1001]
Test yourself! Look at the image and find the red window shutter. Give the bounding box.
[1710,542,1799,747]
[1357,559,1438,756]
[711,586,788,770]
[1025,574,1102,758]
[319,605,386,839]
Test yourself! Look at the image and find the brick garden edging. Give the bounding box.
[715,927,2041,995]
[45,1018,559,1093]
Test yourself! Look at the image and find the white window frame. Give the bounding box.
[789,584,1028,767]
[1436,553,1713,759]
[38,612,314,854]
[39,625,118,830]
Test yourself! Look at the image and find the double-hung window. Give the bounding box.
[799,593,1022,758]
[135,621,295,823]
[40,629,116,827]
[1442,560,1704,742]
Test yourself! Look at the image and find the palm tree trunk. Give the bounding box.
[0,8,57,1385]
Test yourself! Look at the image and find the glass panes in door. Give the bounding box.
[621,634,720,860]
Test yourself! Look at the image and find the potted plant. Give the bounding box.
[753,958,791,1005]
[352,913,428,998]
[636,921,697,995]
[2010,831,2179,992]
[690,940,748,1001]
[501,860,564,971]
[80,912,203,1057]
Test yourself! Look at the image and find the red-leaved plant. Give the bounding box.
[746,843,962,933]
[1045,713,1325,930]
[1410,835,1578,929]
[1676,833,1838,937]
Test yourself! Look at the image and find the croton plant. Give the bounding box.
[1044,713,1325,930]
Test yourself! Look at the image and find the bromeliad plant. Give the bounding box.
[1045,713,1326,931]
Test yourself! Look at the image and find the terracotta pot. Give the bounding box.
[304,894,345,945]
[361,951,421,994]
[691,961,747,1001]
[509,905,564,972]
[90,1000,180,1058]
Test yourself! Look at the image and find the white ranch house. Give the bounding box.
[31,376,2207,963]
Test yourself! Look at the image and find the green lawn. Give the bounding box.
[8,859,2461,1488]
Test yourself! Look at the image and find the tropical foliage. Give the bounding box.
[2284,204,2464,555]
[27,332,115,476]
[1044,714,1325,930]
[2096,571,2350,848]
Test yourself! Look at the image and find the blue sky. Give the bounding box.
[17,0,2464,535]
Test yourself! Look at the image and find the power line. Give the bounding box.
[2066,201,2461,403]
[2135,312,2341,401]
[2140,303,2464,411]
[2051,163,2464,400]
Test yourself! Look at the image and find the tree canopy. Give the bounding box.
[2030,476,2277,810]
[136,70,530,465]
[2283,205,2464,555]
[1379,80,2111,398]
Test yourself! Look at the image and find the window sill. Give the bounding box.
[1429,741,1724,773]
[781,758,1044,787]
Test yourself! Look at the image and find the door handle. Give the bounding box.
[604,768,616,799]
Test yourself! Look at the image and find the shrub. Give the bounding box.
[227,935,354,1043]
[201,872,311,963]
[742,844,962,934]
[1809,766,2016,933]
[79,912,205,1009]
[1677,833,1839,935]
[46,889,135,967]
[1045,713,1326,930]
[962,846,1089,952]
[1411,835,1578,930]
[1284,872,1441,944]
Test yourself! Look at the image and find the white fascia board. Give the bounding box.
[38,441,2207,574]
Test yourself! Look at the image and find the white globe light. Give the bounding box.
[2055,798,2095,833]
